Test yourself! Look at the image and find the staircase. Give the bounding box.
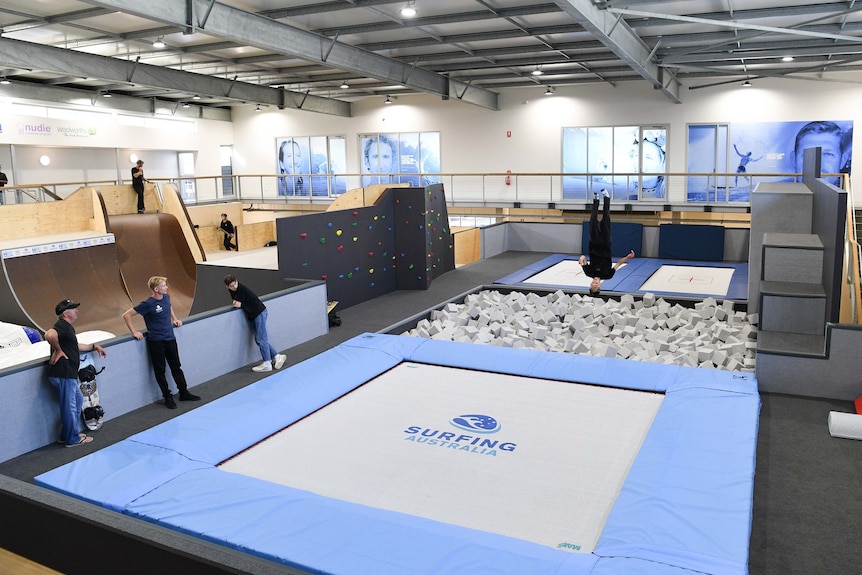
[751,184,827,357]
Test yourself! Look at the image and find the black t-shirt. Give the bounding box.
[583,239,615,279]
[46,319,80,379]
[229,283,266,321]
[131,166,144,191]
[582,260,615,280]
[220,220,235,235]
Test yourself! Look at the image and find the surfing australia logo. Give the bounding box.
[403,413,517,457]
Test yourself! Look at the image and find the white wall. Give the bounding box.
[0,98,233,196]
[1,77,860,203]
[231,77,862,203]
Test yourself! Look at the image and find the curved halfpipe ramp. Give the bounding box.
[1,238,133,335]
[110,213,197,319]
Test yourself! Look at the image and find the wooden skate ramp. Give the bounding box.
[110,213,197,318]
[2,241,133,335]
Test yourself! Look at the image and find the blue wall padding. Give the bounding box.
[582,221,644,258]
[659,224,725,261]
[36,334,759,575]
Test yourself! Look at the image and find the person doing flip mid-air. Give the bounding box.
[578,190,635,296]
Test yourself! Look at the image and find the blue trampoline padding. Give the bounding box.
[34,442,211,512]
[582,221,644,258]
[124,467,598,575]
[659,224,725,261]
[36,333,760,575]
[596,387,760,575]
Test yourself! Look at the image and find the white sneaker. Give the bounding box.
[252,362,272,372]
[274,354,287,370]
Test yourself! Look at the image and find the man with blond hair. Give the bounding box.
[123,276,201,409]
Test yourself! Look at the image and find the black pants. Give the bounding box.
[134,186,145,212]
[223,233,236,250]
[146,338,189,399]
[589,196,611,247]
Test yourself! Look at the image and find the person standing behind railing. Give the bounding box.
[0,164,7,204]
[131,159,146,213]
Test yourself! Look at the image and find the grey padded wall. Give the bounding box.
[748,182,813,315]
[808,178,847,322]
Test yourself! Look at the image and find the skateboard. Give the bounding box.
[78,352,106,431]
[327,300,341,327]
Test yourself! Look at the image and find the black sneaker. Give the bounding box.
[165,396,177,409]
[179,391,201,402]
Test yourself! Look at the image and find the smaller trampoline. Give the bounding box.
[497,253,748,300]
[36,334,760,575]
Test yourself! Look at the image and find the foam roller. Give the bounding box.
[828,411,862,440]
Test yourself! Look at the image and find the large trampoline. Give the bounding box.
[36,334,760,575]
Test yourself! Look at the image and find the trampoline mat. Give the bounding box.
[522,259,628,288]
[219,362,663,552]
[639,265,735,296]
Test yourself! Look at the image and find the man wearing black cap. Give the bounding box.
[45,299,107,447]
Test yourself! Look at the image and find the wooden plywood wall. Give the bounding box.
[97,184,160,216]
[0,188,99,242]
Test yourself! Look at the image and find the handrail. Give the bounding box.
[146,170,843,213]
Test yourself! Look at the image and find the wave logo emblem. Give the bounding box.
[450,414,500,434]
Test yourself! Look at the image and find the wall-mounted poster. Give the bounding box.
[360,132,441,188]
[687,120,852,202]
[276,135,347,197]
[562,125,667,201]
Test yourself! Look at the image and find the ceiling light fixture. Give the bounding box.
[782,56,795,62]
[182,102,190,108]
[192,94,201,100]
[0,77,9,85]
[544,86,554,96]
[384,96,392,104]
[531,66,543,76]
[255,104,262,112]
[102,92,112,98]
[340,82,350,89]
[152,37,166,49]
[742,80,752,87]
[400,2,418,17]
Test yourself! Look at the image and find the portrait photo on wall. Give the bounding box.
[276,136,347,197]
[562,126,667,201]
[360,132,441,188]
[686,120,853,203]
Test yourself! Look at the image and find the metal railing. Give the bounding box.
[1,171,845,210]
[151,171,845,210]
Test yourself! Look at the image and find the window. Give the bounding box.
[359,132,441,188]
[562,125,667,201]
[275,135,346,197]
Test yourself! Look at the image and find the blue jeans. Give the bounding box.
[253,309,277,362]
[49,376,83,445]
